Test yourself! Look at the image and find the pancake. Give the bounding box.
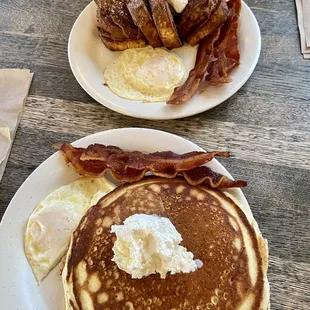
[63,177,269,310]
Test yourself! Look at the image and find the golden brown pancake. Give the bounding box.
[63,177,269,310]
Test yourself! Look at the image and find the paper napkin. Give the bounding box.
[0,69,33,182]
[296,0,310,58]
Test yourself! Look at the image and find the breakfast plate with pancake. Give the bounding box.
[68,0,261,120]
[0,128,269,309]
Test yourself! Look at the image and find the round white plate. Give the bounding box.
[0,128,250,309]
[68,1,261,120]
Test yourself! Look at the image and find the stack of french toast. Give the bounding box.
[95,0,231,51]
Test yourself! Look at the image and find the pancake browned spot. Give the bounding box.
[63,177,269,310]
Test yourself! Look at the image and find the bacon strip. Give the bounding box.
[54,143,246,188]
[80,143,228,171]
[205,0,241,85]
[183,166,247,188]
[167,0,241,105]
[167,27,221,105]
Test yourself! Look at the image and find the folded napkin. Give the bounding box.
[296,0,310,58]
[0,69,33,182]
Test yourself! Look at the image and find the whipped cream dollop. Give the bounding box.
[168,0,188,13]
[111,214,200,279]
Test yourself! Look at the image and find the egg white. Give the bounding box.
[24,177,115,282]
[104,46,186,102]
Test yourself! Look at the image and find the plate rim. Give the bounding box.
[68,1,261,120]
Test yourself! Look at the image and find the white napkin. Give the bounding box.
[0,69,33,182]
[296,0,310,58]
[0,127,11,163]
[303,0,310,46]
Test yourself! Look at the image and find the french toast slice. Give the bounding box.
[187,0,229,46]
[178,0,221,40]
[96,0,140,39]
[97,8,127,40]
[98,28,147,51]
[149,0,182,49]
[126,0,163,47]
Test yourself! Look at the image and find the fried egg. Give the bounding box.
[24,177,116,282]
[104,46,186,102]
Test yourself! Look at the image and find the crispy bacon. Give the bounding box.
[183,166,247,188]
[54,143,246,188]
[167,27,221,105]
[205,0,241,85]
[167,0,241,104]
[80,143,228,171]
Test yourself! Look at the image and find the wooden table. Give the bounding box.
[0,0,309,309]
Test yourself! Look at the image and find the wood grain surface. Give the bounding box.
[0,0,309,309]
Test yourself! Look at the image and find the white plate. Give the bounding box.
[0,128,250,309]
[68,1,261,120]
